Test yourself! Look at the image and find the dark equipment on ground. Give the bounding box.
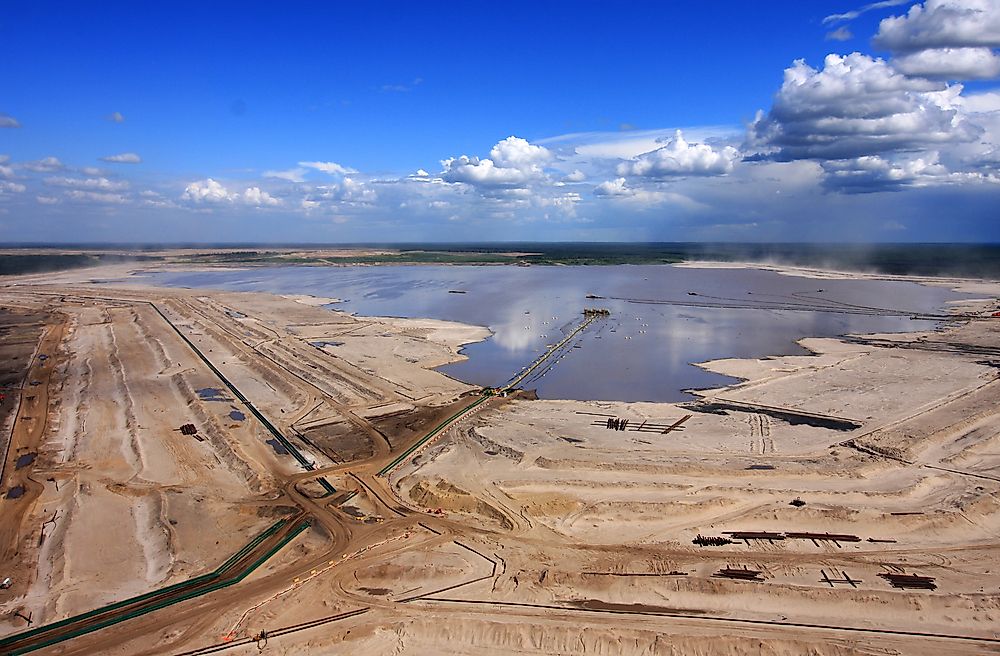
[693,534,734,547]
[878,572,937,590]
[714,567,765,582]
[785,532,861,547]
[723,531,785,543]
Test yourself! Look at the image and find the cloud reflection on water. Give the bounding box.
[144,264,964,402]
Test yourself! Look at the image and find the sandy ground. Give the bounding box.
[0,271,484,635]
[0,260,998,655]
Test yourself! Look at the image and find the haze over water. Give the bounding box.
[145,265,965,402]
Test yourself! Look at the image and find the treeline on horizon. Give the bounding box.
[0,253,162,277]
[1,243,999,278]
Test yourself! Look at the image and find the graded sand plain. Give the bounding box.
[0,260,998,655]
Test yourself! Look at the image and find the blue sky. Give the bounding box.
[1,1,999,243]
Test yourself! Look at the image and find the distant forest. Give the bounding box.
[0,253,162,276]
[1,243,999,278]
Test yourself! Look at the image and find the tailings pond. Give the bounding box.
[140,265,967,402]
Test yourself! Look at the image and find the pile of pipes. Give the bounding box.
[714,567,765,582]
[878,572,937,590]
[693,534,735,547]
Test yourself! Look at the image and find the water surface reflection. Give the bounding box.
[143,265,963,402]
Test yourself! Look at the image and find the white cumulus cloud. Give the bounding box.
[747,53,979,161]
[242,186,280,206]
[593,178,633,197]
[821,154,947,191]
[441,157,535,187]
[872,1,1000,82]
[874,0,1000,52]
[488,136,552,170]
[821,152,997,192]
[305,177,376,206]
[182,178,281,207]
[0,114,20,128]
[441,136,552,189]
[744,41,1000,194]
[894,46,1000,79]
[182,178,234,203]
[22,157,64,172]
[617,130,739,178]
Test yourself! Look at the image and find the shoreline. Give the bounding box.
[676,259,1000,294]
[8,258,992,406]
[164,261,998,402]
